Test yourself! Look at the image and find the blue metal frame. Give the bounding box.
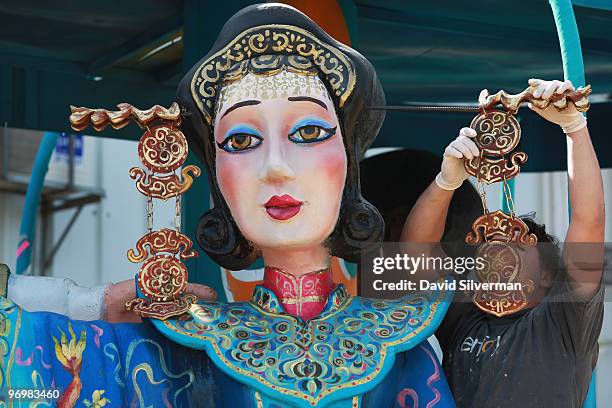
[16,132,58,275]
[549,1,596,406]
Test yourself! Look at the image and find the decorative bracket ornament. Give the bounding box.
[69,103,199,320]
[466,210,537,246]
[127,228,198,263]
[478,85,591,114]
[129,166,201,200]
[69,103,182,131]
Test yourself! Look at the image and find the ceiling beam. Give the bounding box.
[357,4,612,56]
[1,51,167,85]
[87,14,182,74]
[572,0,612,11]
[1,51,84,74]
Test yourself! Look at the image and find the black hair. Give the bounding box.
[520,216,561,278]
[176,4,386,270]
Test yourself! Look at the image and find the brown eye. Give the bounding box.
[298,126,321,140]
[289,125,337,144]
[217,133,263,153]
[231,134,252,149]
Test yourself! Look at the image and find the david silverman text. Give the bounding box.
[372,279,523,291]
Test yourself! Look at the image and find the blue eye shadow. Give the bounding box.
[289,117,333,134]
[225,124,262,138]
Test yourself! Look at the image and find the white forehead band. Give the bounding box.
[215,70,331,120]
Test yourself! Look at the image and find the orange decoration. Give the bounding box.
[281,0,352,46]
[471,241,535,317]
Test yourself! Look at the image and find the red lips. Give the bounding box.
[264,194,303,220]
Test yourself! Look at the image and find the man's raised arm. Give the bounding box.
[528,79,606,299]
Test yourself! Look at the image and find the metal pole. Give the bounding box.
[43,206,83,270]
[16,131,58,275]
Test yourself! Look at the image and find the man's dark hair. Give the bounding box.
[520,216,562,280]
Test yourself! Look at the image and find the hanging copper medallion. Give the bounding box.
[137,125,188,173]
[471,241,535,317]
[136,255,188,302]
[464,110,527,184]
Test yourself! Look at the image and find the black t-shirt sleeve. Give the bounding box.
[537,275,604,356]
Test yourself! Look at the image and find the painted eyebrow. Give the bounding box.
[287,96,328,110]
[221,100,261,119]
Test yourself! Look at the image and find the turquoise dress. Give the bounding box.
[0,280,456,407]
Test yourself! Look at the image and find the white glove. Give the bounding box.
[528,78,587,134]
[435,127,479,190]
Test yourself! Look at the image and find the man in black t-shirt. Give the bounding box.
[433,221,604,408]
[401,79,605,408]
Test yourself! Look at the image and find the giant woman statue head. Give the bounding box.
[178,3,386,273]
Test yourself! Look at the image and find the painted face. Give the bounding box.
[213,71,347,253]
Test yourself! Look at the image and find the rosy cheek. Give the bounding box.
[216,156,248,209]
[320,150,347,182]
[294,141,347,187]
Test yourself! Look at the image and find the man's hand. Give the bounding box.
[104,279,217,322]
[527,78,587,134]
[435,127,479,190]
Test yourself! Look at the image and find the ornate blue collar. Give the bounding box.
[151,277,454,407]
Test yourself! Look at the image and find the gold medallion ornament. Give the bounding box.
[471,241,535,317]
[464,84,590,316]
[138,125,188,172]
[464,111,526,184]
[69,103,200,320]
